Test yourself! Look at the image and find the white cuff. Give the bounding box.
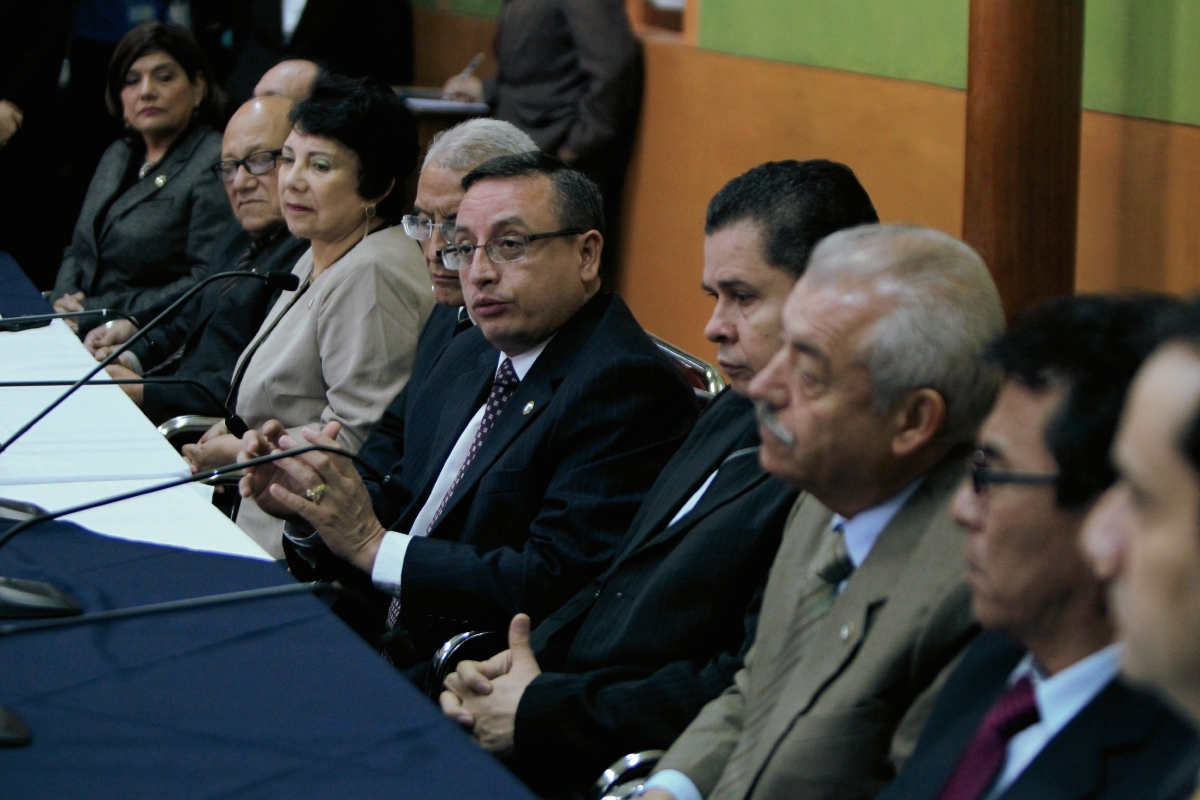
[371,530,412,595]
[122,350,144,376]
[642,770,702,800]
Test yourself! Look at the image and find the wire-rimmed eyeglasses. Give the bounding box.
[401,215,458,243]
[969,450,1059,494]
[211,149,284,183]
[440,229,585,271]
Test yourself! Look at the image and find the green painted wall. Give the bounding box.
[698,0,1200,127]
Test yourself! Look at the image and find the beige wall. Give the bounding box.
[415,9,1200,363]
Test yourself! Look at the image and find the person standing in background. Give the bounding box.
[225,0,414,105]
[444,0,643,283]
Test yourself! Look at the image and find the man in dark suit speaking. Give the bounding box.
[875,295,1195,800]
[237,152,698,662]
[436,160,879,797]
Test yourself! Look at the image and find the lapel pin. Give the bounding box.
[522,400,535,415]
[839,622,855,642]
[154,174,167,188]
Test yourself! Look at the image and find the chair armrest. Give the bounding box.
[595,751,665,799]
[425,630,508,699]
[156,415,224,448]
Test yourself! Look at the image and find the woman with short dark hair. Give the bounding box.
[51,22,233,335]
[182,74,433,556]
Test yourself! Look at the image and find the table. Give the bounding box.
[0,254,537,799]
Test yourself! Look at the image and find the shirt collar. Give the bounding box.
[1009,643,1122,735]
[500,336,553,381]
[832,479,924,569]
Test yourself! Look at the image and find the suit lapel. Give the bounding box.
[1001,680,1162,800]
[428,357,555,530]
[99,127,206,243]
[750,459,961,780]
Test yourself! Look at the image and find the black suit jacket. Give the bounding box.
[228,0,413,102]
[507,389,797,796]
[356,304,466,520]
[293,292,698,661]
[134,222,308,425]
[877,630,1198,800]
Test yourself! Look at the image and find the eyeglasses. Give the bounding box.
[969,450,1059,494]
[440,229,585,271]
[401,215,458,243]
[212,149,284,183]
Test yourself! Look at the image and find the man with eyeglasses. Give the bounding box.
[84,95,308,424]
[238,150,699,668]
[875,294,1195,800]
[348,119,538,513]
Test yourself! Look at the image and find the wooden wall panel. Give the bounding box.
[411,9,1200,366]
[616,38,967,360]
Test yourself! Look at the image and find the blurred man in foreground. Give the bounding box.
[1083,300,1200,799]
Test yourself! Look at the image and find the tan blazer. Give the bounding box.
[233,225,434,555]
[653,450,977,800]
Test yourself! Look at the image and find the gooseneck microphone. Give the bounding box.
[0,442,391,555]
[0,378,228,412]
[0,309,139,333]
[0,270,299,456]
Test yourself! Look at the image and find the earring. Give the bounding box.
[365,205,376,218]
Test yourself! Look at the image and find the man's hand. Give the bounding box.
[52,292,86,332]
[104,364,144,405]
[237,420,302,519]
[443,74,484,103]
[181,420,243,472]
[440,614,541,755]
[241,423,387,573]
[85,319,137,359]
[0,100,23,147]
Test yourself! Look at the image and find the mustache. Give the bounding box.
[754,400,796,448]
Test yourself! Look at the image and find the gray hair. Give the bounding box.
[804,224,1006,444]
[423,118,537,173]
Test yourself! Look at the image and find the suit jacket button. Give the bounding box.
[615,592,623,599]
[154,174,167,188]
[839,622,854,641]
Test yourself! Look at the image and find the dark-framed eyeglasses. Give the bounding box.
[401,215,458,243]
[441,228,585,271]
[211,149,284,183]
[969,450,1059,494]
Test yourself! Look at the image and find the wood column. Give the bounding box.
[962,0,1086,315]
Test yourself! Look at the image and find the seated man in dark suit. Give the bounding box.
[352,118,538,516]
[436,159,879,797]
[1082,300,1200,800]
[237,152,699,664]
[876,295,1195,800]
[82,95,308,425]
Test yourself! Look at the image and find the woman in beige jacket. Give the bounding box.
[183,75,433,556]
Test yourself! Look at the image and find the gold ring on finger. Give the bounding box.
[305,483,327,504]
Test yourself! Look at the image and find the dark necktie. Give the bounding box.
[455,306,473,335]
[385,357,520,631]
[936,675,1041,800]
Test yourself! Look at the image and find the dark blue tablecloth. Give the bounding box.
[0,522,536,800]
[0,252,52,317]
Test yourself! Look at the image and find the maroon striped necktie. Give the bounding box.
[936,674,1040,800]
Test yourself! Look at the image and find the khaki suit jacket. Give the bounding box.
[653,449,978,800]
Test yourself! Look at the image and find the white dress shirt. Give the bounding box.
[371,340,551,595]
[983,643,1121,800]
[281,0,307,44]
[645,479,923,800]
[664,446,761,529]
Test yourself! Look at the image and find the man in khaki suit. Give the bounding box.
[643,224,1006,800]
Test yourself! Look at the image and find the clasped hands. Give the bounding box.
[440,613,542,756]
[236,420,388,573]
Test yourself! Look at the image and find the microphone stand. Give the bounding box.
[0,270,297,457]
[0,378,229,415]
[0,309,138,333]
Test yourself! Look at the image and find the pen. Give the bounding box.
[443,52,485,99]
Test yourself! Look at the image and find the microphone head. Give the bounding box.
[267,272,301,291]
